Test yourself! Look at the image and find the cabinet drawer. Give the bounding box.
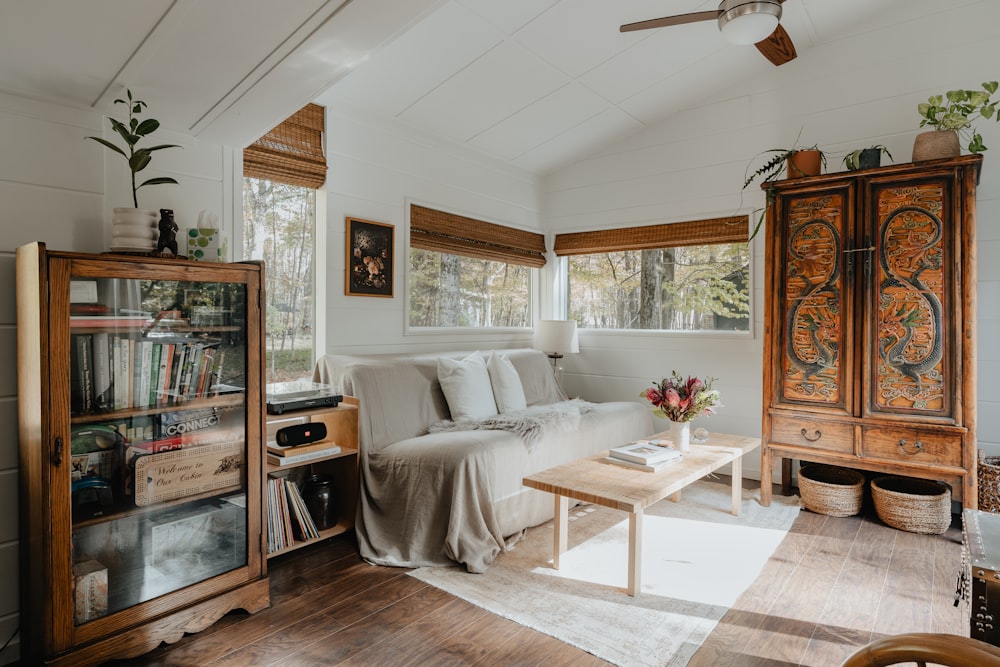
[861,427,963,467]
[771,416,853,453]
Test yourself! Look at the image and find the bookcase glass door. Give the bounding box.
[68,273,249,625]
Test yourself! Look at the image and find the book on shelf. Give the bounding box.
[266,444,341,467]
[604,454,681,472]
[266,438,340,458]
[608,440,681,465]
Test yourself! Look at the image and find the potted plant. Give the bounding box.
[843,145,892,171]
[742,144,826,240]
[913,81,999,160]
[86,89,180,251]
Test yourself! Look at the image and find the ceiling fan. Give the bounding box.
[620,0,797,67]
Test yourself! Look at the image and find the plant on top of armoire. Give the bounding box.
[913,81,1000,160]
[741,139,826,240]
[87,88,181,252]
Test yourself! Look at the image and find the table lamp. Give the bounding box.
[533,319,579,387]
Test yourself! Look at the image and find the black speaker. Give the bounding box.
[275,422,327,447]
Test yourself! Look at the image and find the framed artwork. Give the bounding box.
[345,217,394,298]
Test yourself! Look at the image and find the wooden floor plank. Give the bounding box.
[105,482,970,667]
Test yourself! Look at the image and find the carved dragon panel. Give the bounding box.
[873,183,949,415]
[780,193,844,406]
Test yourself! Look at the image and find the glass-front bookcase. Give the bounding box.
[16,242,269,666]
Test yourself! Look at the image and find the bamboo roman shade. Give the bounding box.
[243,103,326,188]
[410,204,547,268]
[553,215,749,256]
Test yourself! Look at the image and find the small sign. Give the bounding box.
[133,440,243,506]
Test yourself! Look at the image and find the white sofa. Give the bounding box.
[314,348,653,572]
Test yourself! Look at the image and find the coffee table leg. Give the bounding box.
[553,494,568,569]
[731,452,743,516]
[627,509,642,596]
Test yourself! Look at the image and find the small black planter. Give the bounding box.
[858,147,882,170]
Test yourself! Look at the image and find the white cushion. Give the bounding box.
[437,352,498,420]
[487,352,527,413]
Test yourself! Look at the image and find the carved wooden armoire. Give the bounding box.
[760,155,981,509]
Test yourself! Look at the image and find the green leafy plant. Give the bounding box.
[742,144,826,240]
[842,145,893,171]
[917,81,999,153]
[86,89,180,208]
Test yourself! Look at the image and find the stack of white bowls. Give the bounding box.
[111,208,159,252]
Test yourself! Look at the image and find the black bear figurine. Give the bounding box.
[156,209,179,256]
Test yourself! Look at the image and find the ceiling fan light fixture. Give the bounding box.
[718,0,781,45]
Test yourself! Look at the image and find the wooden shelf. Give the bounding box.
[264,399,359,559]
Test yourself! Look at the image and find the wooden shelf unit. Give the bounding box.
[265,397,359,559]
[16,242,270,666]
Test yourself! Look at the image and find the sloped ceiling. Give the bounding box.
[0,0,978,174]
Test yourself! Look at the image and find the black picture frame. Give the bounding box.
[345,217,394,298]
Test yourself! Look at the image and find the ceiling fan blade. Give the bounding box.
[755,23,797,66]
[620,11,720,33]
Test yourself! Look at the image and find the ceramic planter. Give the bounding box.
[786,149,822,178]
[912,129,960,162]
[111,208,158,252]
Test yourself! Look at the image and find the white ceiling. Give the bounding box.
[0,0,971,175]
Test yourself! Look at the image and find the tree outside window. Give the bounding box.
[408,249,530,328]
[567,243,749,331]
[243,177,316,380]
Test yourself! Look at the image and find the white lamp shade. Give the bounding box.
[718,1,781,45]
[533,320,579,355]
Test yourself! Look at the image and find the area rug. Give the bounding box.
[409,480,800,666]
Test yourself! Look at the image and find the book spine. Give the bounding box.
[267,445,341,466]
[148,343,161,407]
[92,332,112,412]
[158,343,174,406]
[138,340,153,408]
[74,334,95,413]
[172,345,188,403]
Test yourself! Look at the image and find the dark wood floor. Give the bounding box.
[108,481,966,667]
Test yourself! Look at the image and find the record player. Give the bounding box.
[265,380,342,415]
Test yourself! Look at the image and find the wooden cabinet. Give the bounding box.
[265,399,359,558]
[760,155,981,509]
[16,243,270,666]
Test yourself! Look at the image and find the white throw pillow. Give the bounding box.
[487,352,527,413]
[437,352,498,420]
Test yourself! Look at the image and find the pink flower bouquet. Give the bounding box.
[642,371,721,422]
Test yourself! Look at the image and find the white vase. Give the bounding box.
[111,207,159,253]
[670,420,691,452]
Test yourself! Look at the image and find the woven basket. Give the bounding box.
[871,476,951,534]
[798,465,865,517]
[979,451,1000,513]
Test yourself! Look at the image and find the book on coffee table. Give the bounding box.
[608,441,681,465]
[604,454,682,472]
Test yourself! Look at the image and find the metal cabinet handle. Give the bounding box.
[801,428,822,442]
[898,439,924,455]
[52,436,63,466]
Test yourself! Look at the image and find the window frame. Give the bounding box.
[403,199,539,336]
[557,220,755,339]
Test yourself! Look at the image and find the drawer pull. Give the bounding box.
[801,428,822,442]
[898,439,924,455]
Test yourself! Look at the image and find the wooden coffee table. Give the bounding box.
[522,431,761,596]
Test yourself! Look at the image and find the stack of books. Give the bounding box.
[266,439,341,467]
[606,440,682,471]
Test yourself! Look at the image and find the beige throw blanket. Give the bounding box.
[428,400,595,451]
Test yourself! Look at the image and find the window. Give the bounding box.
[242,103,325,381]
[555,216,750,332]
[407,204,545,329]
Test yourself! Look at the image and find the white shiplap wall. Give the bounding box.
[319,106,546,355]
[0,91,236,665]
[542,0,1000,479]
